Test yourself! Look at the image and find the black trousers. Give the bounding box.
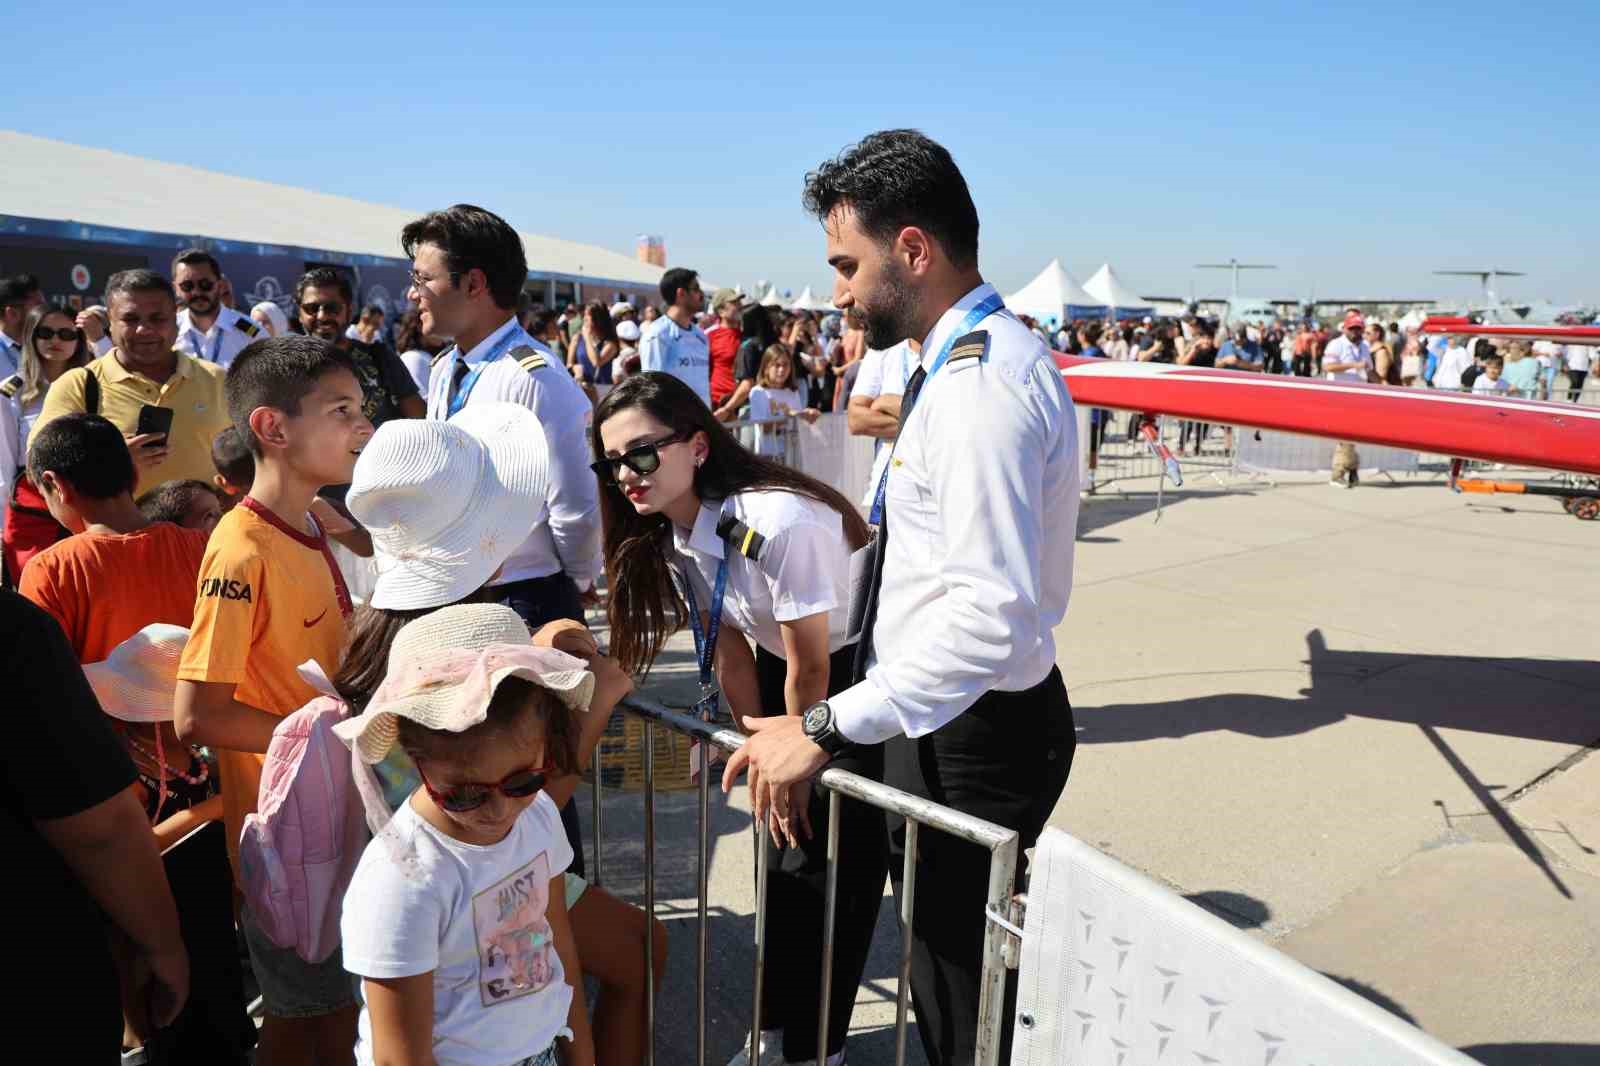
[494,571,588,879]
[754,644,889,1060]
[886,667,1074,1066]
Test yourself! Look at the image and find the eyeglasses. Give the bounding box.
[34,326,81,342]
[590,433,687,482]
[177,278,216,294]
[300,300,346,317]
[416,760,553,813]
[409,269,461,291]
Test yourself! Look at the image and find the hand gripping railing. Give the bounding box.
[590,695,1021,1066]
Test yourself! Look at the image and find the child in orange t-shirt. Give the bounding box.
[175,335,373,1065]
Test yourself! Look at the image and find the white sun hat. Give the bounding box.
[82,624,190,723]
[332,602,594,765]
[346,402,550,611]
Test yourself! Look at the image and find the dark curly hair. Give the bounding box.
[802,129,979,269]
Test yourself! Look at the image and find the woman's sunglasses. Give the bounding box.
[34,326,81,342]
[590,432,686,483]
[417,760,553,813]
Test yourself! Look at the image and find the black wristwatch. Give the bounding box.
[802,700,850,756]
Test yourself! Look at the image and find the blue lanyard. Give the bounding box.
[680,557,728,697]
[869,292,1004,524]
[445,328,524,417]
[187,324,221,363]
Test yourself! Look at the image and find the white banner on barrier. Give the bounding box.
[793,412,878,515]
[1011,828,1475,1065]
[1234,427,1420,475]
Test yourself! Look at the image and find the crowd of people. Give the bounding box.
[4,127,1083,1066]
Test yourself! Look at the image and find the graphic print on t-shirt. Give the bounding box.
[472,852,555,1006]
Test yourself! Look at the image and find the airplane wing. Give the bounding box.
[1056,355,1600,476]
[1419,316,1600,346]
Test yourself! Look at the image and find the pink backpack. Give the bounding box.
[239,690,368,964]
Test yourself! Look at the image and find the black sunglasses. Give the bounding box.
[300,300,346,317]
[590,433,687,482]
[34,326,81,342]
[417,761,552,813]
[177,278,216,293]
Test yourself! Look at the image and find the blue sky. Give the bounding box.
[12,1,1598,305]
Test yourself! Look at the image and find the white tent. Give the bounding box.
[758,285,784,307]
[789,286,835,312]
[1005,259,1106,323]
[1083,263,1154,319]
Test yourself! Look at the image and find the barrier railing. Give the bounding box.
[589,695,1021,1066]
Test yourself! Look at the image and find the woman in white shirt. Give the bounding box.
[2,305,93,523]
[592,372,883,1066]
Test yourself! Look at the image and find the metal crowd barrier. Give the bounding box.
[588,695,1022,1066]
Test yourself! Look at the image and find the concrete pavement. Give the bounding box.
[582,464,1600,1065]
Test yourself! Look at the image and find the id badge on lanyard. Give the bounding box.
[680,557,728,722]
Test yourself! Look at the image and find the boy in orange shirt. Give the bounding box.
[175,334,372,1066]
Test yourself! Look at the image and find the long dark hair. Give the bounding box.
[334,587,497,710]
[582,300,619,347]
[739,303,777,351]
[593,372,869,675]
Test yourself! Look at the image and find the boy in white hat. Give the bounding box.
[337,603,608,1066]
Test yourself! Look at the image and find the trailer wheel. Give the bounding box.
[1573,496,1600,521]
[1562,497,1578,514]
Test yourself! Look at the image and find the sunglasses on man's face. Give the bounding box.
[417,760,553,813]
[590,432,687,483]
[177,278,216,294]
[301,300,346,317]
[34,326,81,342]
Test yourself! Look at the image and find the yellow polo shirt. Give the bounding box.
[31,349,230,491]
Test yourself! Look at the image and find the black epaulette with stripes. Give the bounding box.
[715,513,767,562]
[511,346,550,373]
[235,316,261,337]
[0,374,20,399]
[946,330,990,365]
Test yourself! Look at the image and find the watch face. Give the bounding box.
[804,704,829,735]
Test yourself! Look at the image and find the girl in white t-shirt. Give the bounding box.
[747,344,818,459]
[337,603,605,1066]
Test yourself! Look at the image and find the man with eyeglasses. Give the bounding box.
[639,266,711,404]
[171,249,261,369]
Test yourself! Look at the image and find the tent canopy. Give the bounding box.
[790,285,836,312]
[1083,263,1154,320]
[1005,259,1106,322]
[758,285,784,307]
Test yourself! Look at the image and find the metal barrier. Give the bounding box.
[588,695,1021,1066]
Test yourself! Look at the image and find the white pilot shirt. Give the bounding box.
[174,306,262,368]
[830,283,1081,745]
[426,316,600,587]
[670,489,853,661]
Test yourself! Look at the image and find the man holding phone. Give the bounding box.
[32,269,230,491]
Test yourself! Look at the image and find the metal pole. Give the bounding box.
[815,789,841,1066]
[893,820,920,1066]
[973,835,1020,1066]
[697,740,711,1066]
[751,823,770,1065]
[591,742,603,888]
[643,722,656,1066]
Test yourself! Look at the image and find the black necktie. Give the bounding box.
[448,354,470,406]
[852,364,927,683]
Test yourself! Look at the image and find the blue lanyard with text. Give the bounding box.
[869,293,1004,524]
[446,329,523,417]
[680,557,728,717]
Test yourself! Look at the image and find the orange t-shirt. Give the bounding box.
[18,522,209,662]
[178,497,352,877]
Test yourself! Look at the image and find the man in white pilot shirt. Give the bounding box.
[170,248,262,368]
[724,129,1079,1066]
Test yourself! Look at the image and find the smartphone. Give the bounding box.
[136,404,175,443]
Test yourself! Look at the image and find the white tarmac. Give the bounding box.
[582,463,1600,1065]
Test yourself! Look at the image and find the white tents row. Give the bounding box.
[752,284,837,312]
[1005,260,1154,322]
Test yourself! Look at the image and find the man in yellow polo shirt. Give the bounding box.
[32,268,229,490]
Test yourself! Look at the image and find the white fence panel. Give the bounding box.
[1012,829,1475,1066]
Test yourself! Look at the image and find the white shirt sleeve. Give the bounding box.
[831,365,1055,744]
[0,396,21,518]
[762,518,843,624]
[537,385,602,587]
[340,836,447,979]
[92,334,114,358]
[851,349,886,401]
[639,322,666,374]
